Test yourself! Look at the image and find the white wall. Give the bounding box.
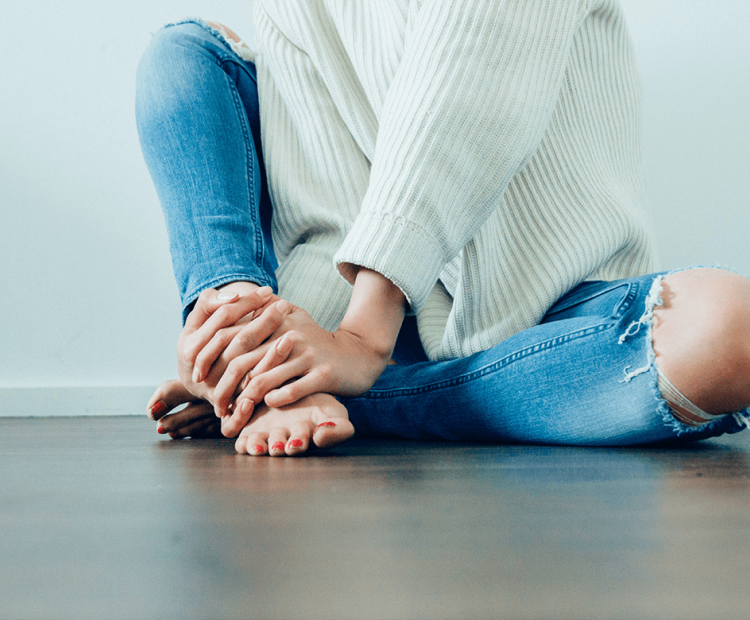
[1,1,749,414]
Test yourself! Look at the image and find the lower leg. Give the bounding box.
[135,22,276,323]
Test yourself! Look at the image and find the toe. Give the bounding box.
[236,431,268,456]
[285,421,313,456]
[268,428,290,457]
[312,418,355,449]
[147,379,194,421]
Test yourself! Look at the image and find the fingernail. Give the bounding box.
[272,441,285,451]
[192,368,202,384]
[288,439,303,448]
[257,286,273,298]
[240,399,253,415]
[217,290,239,301]
[317,421,336,429]
[148,401,167,419]
[157,426,167,434]
[276,336,288,352]
[252,444,265,453]
[276,299,290,313]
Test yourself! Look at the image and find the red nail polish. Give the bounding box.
[169,432,179,439]
[149,401,167,418]
[289,439,303,448]
[157,426,167,434]
[272,442,285,451]
[252,445,265,453]
[317,421,336,428]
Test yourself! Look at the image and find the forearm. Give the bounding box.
[337,268,407,362]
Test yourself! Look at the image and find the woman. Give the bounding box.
[136,1,750,456]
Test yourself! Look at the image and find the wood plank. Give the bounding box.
[1,416,748,619]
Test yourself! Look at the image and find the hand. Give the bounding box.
[211,269,407,430]
[211,302,390,423]
[176,284,287,408]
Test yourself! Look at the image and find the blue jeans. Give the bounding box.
[136,21,746,446]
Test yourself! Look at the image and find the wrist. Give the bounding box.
[338,268,406,361]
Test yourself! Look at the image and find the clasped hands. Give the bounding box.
[175,284,391,437]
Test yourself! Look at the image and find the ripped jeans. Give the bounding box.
[346,272,747,445]
[136,20,747,446]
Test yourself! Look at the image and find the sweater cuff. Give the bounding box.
[334,211,446,315]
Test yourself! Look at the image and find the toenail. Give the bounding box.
[288,439,303,448]
[272,442,285,451]
[148,401,167,419]
[252,444,264,453]
[157,426,167,434]
[317,421,336,428]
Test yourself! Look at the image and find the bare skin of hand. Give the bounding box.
[211,302,390,417]
[208,269,407,432]
[148,379,354,454]
[176,283,290,419]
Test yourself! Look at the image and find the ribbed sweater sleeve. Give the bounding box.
[334,0,594,313]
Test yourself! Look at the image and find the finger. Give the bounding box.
[285,420,314,456]
[238,358,310,411]
[250,335,293,378]
[268,428,291,457]
[221,300,292,362]
[212,345,273,416]
[182,287,274,364]
[157,401,214,433]
[193,324,244,384]
[263,372,327,409]
[147,379,196,421]
[221,397,256,439]
[183,287,240,333]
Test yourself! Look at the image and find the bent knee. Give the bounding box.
[652,268,750,415]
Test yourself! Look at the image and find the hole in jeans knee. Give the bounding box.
[656,363,719,427]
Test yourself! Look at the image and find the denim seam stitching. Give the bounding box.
[223,72,268,275]
[364,322,614,399]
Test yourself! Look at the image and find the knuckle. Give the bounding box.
[214,305,232,322]
[197,288,214,305]
[236,326,257,346]
[226,359,243,377]
[181,342,198,364]
[318,365,332,381]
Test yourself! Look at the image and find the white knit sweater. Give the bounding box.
[252,0,657,361]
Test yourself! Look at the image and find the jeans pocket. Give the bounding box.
[544,280,633,322]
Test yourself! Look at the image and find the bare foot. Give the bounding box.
[147,379,222,439]
[148,379,354,454]
[229,393,354,457]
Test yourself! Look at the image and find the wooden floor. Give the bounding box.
[1,416,749,620]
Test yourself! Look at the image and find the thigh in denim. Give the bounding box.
[346,274,744,446]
